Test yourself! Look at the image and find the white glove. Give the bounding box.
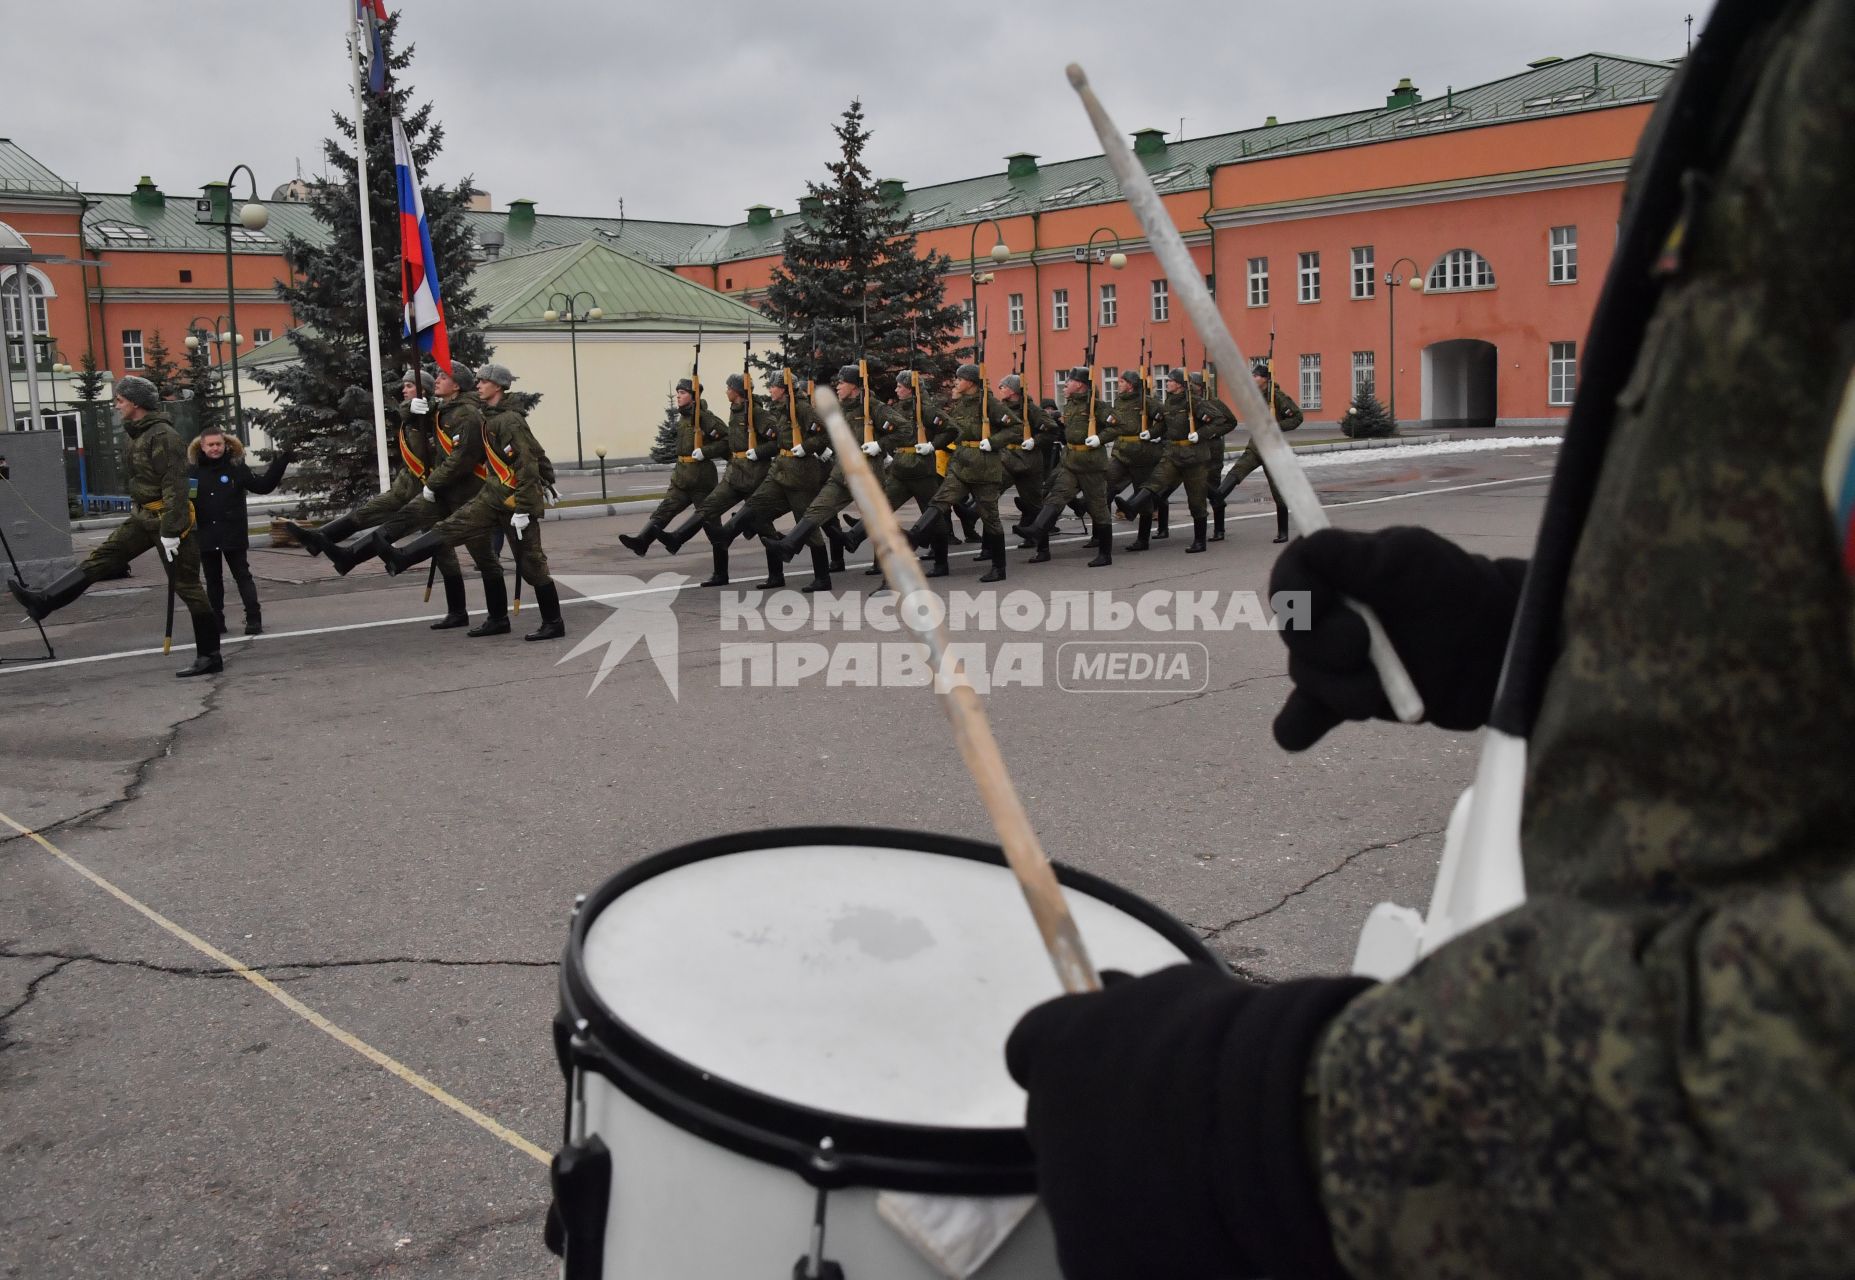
[1188,431,1200,444]
[1138,430,1151,441]
[915,442,934,456]
[861,441,881,457]
[820,447,834,461]
[691,447,704,461]
[745,448,757,461]
[159,535,181,560]
[409,397,429,415]
[981,438,996,453]
[1085,434,1101,448]
[421,485,436,503]
[511,512,531,536]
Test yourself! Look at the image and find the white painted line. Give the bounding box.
[1,474,1550,677]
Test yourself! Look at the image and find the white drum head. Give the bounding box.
[580,839,1194,1129]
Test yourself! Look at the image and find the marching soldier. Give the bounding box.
[762,364,884,593]
[660,372,782,587]
[1194,370,1238,541]
[995,373,1055,561]
[378,364,565,641]
[907,363,1017,583]
[1104,369,1163,552]
[1013,368,1118,568]
[284,370,435,571]
[842,370,953,579]
[721,369,829,590]
[6,375,223,676]
[620,378,728,557]
[413,361,506,632]
[1219,361,1304,543]
[1119,368,1217,553]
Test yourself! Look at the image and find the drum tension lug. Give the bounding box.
[546,1134,612,1280]
[792,1144,847,1280]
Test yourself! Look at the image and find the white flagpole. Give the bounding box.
[346,1,391,492]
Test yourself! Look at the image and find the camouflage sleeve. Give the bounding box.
[927,409,959,452]
[157,431,190,537]
[1275,389,1304,432]
[425,407,484,491]
[703,409,732,458]
[797,402,829,457]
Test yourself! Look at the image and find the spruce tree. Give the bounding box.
[650,393,679,463]
[760,100,966,394]
[250,11,490,513]
[184,340,225,437]
[1342,388,1398,438]
[75,348,106,403]
[140,331,181,400]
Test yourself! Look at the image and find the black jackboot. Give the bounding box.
[720,509,760,546]
[842,521,870,553]
[618,520,664,557]
[801,544,832,594]
[700,535,731,588]
[431,573,470,629]
[825,521,847,573]
[1186,517,1208,553]
[924,536,950,579]
[380,530,444,577]
[286,513,357,558]
[1154,496,1171,540]
[1088,526,1113,569]
[905,507,946,549]
[524,583,566,641]
[8,567,89,622]
[1014,502,1061,542]
[757,546,786,590]
[1211,498,1226,542]
[1028,530,1051,564]
[954,497,980,544]
[1274,505,1290,544]
[763,518,819,565]
[978,534,1007,584]
[176,613,223,678]
[660,511,708,554]
[326,527,389,577]
[1127,513,1152,552]
[467,574,511,636]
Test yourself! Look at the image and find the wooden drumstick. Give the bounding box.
[1067,63,1425,724]
[814,389,1100,996]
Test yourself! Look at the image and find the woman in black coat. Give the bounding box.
[188,426,289,635]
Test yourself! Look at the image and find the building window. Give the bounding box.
[1426,248,1496,292]
[1052,288,1069,332]
[122,329,145,370]
[253,328,273,345]
[1053,372,1070,403]
[1351,246,1376,299]
[1298,252,1321,303]
[1,271,50,340]
[1299,353,1322,410]
[961,298,974,338]
[1150,363,1171,400]
[178,269,193,283]
[1101,366,1119,403]
[1099,283,1117,328]
[1549,341,1578,405]
[1150,279,1169,322]
[1007,293,1024,334]
[1352,351,1376,398]
[1246,257,1268,307]
[1550,226,1578,283]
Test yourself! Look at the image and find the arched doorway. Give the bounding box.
[1421,339,1497,429]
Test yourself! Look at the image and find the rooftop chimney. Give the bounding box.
[507,198,536,228]
[1263,115,1279,128]
[1005,152,1039,178]
[877,178,905,202]
[798,195,823,218]
[746,204,774,227]
[1131,128,1168,157]
[1386,77,1421,109]
[130,176,165,209]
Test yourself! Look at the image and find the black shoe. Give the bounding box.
[326,527,388,577]
[287,512,356,558]
[524,584,565,641]
[177,614,223,678]
[1088,527,1112,569]
[176,653,223,677]
[699,542,730,589]
[465,573,509,634]
[1154,501,1171,540]
[618,520,664,557]
[1186,517,1207,553]
[756,546,786,590]
[243,616,263,636]
[1127,513,1152,553]
[1273,531,1290,544]
[380,530,444,577]
[660,512,706,554]
[924,537,950,579]
[1275,509,1290,543]
[467,614,511,636]
[801,545,832,594]
[8,568,88,622]
[430,574,470,629]
[978,534,1006,584]
[1211,502,1226,542]
[1028,533,1051,564]
[863,562,884,576]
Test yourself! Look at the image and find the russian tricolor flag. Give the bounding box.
[392,115,450,374]
[357,0,388,94]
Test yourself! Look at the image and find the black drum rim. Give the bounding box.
[558,825,1222,1193]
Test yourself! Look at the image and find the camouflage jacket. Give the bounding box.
[476,399,544,515]
[727,396,781,460]
[878,394,947,472]
[1316,3,1855,1275]
[120,411,192,536]
[427,394,488,501]
[670,405,729,461]
[1056,390,1115,472]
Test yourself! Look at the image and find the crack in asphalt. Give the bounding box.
[0,958,77,1032]
[1194,825,1448,939]
[0,676,226,849]
[0,946,559,980]
[1144,671,1286,712]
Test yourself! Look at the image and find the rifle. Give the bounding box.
[743,319,755,443]
[691,320,704,455]
[1137,327,1150,436]
[978,306,993,440]
[857,305,872,444]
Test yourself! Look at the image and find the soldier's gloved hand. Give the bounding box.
[1188,430,1200,444]
[1007,964,1370,1280]
[511,512,531,536]
[979,438,994,452]
[861,441,882,457]
[409,396,429,415]
[1085,434,1101,448]
[159,535,181,560]
[820,447,834,462]
[1269,527,1530,751]
[1138,430,1151,442]
[745,448,757,461]
[691,447,704,461]
[915,442,934,456]
[421,486,437,503]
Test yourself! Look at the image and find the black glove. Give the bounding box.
[1269,527,1529,751]
[1006,964,1370,1280]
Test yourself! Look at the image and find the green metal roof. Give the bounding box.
[82,188,328,253]
[473,239,763,330]
[462,209,720,266]
[0,139,81,198]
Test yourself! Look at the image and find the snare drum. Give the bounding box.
[549,826,1218,1279]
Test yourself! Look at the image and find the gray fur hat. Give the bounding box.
[955,362,983,385]
[401,368,436,392]
[477,363,516,388]
[116,374,159,410]
[442,361,476,387]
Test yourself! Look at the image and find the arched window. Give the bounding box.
[0,265,53,338]
[1425,249,1496,293]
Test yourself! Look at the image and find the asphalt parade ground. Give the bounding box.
[0,441,1554,1278]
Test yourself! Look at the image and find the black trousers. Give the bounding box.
[201,544,261,623]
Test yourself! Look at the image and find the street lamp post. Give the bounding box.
[967,219,1011,367]
[184,316,236,421]
[1383,256,1425,423]
[1081,227,1127,366]
[542,291,603,466]
[595,447,608,502]
[196,167,268,442]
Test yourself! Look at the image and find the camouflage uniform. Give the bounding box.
[926,384,1015,535]
[874,381,952,518]
[693,392,780,525]
[1133,378,1217,540]
[994,386,1050,529]
[1039,387,1118,528]
[1224,381,1303,539]
[739,388,829,550]
[1103,386,1162,499]
[80,410,214,623]
[652,402,728,526]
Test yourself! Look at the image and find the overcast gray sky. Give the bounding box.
[15,0,1702,224]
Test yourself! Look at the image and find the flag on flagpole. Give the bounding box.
[356,0,388,94]
[391,115,451,373]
